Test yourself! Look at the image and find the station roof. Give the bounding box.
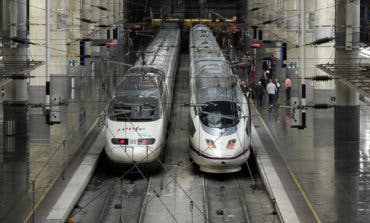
[316,63,370,98]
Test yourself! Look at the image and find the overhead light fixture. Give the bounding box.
[78,18,95,23]
[92,5,108,11]
[306,37,335,46]
[250,7,262,11]
[260,19,278,25]
[95,24,111,28]
[8,37,36,45]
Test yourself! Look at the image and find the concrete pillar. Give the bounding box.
[113,0,120,24]
[82,0,91,34]
[82,0,92,56]
[335,0,360,106]
[68,0,81,64]
[2,0,28,102]
[118,0,124,23]
[50,1,67,76]
[256,0,263,21]
[30,0,46,86]
[0,103,3,218]
[284,0,298,32]
[100,0,108,39]
[91,0,101,54]
[0,0,3,38]
[312,0,335,105]
[334,3,361,220]
[346,0,360,50]
[336,0,360,50]
[108,0,114,37]
[2,104,28,223]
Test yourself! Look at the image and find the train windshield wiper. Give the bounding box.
[200,110,238,120]
[113,110,131,116]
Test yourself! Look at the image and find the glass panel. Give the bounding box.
[199,101,240,128]
[108,101,160,121]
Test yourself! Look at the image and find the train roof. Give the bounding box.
[134,28,180,73]
[114,87,160,101]
[195,85,244,104]
[190,24,244,105]
[114,73,161,98]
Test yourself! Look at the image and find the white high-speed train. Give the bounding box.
[189,24,251,173]
[105,26,180,164]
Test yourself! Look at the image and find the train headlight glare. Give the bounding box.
[227,139,236,149]
[206,139,215,149]
[138,138,156,145]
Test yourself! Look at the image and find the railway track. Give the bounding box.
[68,52,278,223]
[69,163,151,223]
[203,172,250,223]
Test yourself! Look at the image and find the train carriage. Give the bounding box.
[105,26,180,164]
[189,24,251,173]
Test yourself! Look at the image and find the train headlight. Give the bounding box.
[138,138,156,145]
[111,138,128,145]
[226,139,236,149]
[206,139,215,149]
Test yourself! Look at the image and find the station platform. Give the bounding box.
[234,45,370,222]
[1,46,369,223]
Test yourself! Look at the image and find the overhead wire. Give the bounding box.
[65,29,211,222]
[5,1,370,221]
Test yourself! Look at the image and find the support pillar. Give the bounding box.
[100,0,108,39]
[2,0,28,103]
[113,0,120,25]
[334,2,361,220]
[67,0,81,64]
[82,0,92,57]
[313,0,335,106]
[335,0,360,107]
[284,0,298,32]
[91,0,101,55]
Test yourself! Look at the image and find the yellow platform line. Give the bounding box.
[252,104,322,223]
[23,107,106,223]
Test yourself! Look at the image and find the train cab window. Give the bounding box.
[108,101,160,122]
[200,101,240,128]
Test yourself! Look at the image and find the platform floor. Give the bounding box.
[235,46,370,222]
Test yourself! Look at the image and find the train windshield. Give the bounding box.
[108,100,160,122]
[199,101,240,128]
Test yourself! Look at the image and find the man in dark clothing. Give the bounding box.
[274,78,280,102]
[240,81,248,94]
[260,75,267,89]
[254,81,264,109]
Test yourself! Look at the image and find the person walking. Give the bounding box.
[266,79,277,108]
[284,75,292,105]
[274,78,281,103]
[254,81,264,109]
[240,80,248,94]
[260,74,267,90]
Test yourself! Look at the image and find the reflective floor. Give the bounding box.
[0,46,126,222]
[245,46,370,222]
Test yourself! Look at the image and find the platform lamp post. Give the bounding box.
[45,0,51,124]
[45,0,61,125]
[300,0,306,129]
